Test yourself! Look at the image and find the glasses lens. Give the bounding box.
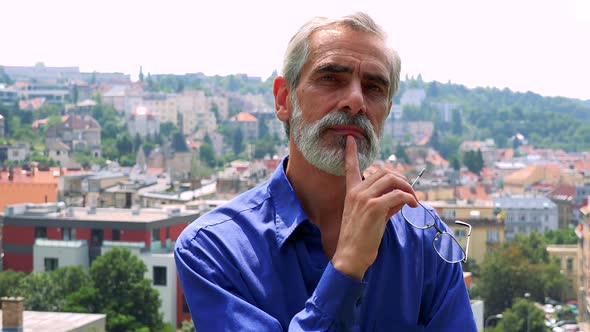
[401,204,436,229]
[433,233,465,263]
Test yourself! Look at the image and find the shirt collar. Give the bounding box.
[268,156,312,248]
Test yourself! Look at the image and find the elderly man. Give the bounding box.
[175,12,476,331]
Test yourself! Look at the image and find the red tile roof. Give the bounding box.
[230,112,257,122]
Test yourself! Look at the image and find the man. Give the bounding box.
[175,12,477,331]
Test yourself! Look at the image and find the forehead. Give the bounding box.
[305,26,391,75]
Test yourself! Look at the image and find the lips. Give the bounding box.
[328,125,366,139]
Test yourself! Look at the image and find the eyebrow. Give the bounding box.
[314,63,390,88]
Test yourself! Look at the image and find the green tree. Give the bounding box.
[478,232,566,317]
[116,132,134,155]
[89,248,164,332]
[394,144,409,164]
[180,320,196,332]
[139,66,144,83]
[160,121,179,139]
[0,270,26,297]
[21,272,60,311]
[491,298,545,332]
[232,127,244,155]
[544,228,578,244]
[199,143,216,168]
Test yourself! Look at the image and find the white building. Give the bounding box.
[127,106,160,138]
[493,196,559,240]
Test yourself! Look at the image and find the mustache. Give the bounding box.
[315,112,374,138]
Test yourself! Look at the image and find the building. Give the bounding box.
[228,112,258,141]
[504,164,581,194]
[400,88,426,107]
[127,106,160,138]
[459,139,498,167]
[14,82,70,105]
[576,183,590,206]
[430,201,504,264]
[5,142,30,162]
[0,297,106,332]
[177,90,218,135]
[1,63,80,82]
[578,204,590,323]
[46,140,73,167]
[493,196,559,240]
[0,114,4,138]
[0,202,199,327]
[0,166,69,212]
[547,244,578,301]
[549,184,576,229]
[45,115,102,158]
[0,85,18,106]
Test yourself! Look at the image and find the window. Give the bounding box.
[567,258,574,273]
[152,228,160,241]
[62,227,75,240]
[153,266,167,286]
[35,226,47,239]
[112,229,121,241]
[454,229,467,238]
[44,258,58,272]
[443,210,456,218]
[487,230,500,243]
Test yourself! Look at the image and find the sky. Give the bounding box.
[1,0,589,100]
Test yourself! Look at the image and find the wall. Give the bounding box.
[33,241,89,272]
[141,253,177,326]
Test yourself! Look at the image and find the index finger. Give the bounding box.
[345,135,362,190]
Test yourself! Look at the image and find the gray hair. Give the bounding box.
[282,12,401,137]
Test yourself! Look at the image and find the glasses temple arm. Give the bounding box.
[455,220,472,263]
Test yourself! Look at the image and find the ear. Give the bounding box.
[273,76,291,122]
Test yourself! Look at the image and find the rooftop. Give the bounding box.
[0,310,105,332]
[3,203,198,223]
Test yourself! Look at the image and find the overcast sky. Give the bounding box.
[1,0,589,100]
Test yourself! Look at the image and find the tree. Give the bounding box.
[394,144,409,163]
[139,66,144,83]
[491,298,545,332]
[88,248,164,332]
[199,143,216,168]
[478,232,566,317]
[232,127,244,155]
[160,121,179,140]
[116,132,134,155]
[0,270,26,297]
[544,229,577,244]
[463,149,484,175]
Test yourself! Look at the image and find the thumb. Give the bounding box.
[345,135,362,189]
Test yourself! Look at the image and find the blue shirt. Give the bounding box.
[175,157,477,331]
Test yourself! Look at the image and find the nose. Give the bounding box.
[337,80,366,116]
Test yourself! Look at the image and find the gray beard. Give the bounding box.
[290,98,381,176]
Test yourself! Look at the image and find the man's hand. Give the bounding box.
[331,136,419,280]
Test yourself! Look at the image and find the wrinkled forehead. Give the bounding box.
[306,26,393,76]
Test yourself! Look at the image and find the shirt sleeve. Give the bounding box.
[419,217,478,331]
[175,234,364,332]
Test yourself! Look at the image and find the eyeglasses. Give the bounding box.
[401,168,472,264]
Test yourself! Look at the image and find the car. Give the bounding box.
[553,320,577,327]
[552,324,579,332]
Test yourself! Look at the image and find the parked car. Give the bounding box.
[552,324,579,332]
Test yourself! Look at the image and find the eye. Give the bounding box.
[320,74,336,81]
[365,83,384,93]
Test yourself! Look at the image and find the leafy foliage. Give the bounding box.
[478,232,566,317]
[0,249,165,332]
[489,298,546,332]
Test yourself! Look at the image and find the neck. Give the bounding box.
[285,141,346,258]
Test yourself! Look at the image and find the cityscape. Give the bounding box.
[1,61,590,331]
